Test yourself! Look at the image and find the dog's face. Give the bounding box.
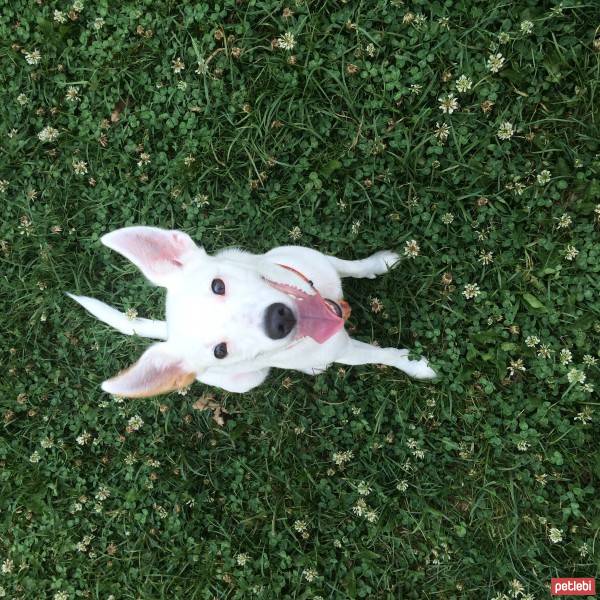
[99,227,343,397]
[166,254,300,367]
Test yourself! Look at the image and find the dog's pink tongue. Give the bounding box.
[265,279,344,344]
[296,293,344,344]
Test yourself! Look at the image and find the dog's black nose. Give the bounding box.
[264,303,296,339]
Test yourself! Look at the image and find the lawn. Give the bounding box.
[1,0,599,598]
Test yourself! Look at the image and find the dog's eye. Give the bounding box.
[214,342,228,359]
[211,278,225,295]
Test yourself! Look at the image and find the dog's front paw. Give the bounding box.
[408,357,438,380]
[391,350,437,380]
[365,250,401,278]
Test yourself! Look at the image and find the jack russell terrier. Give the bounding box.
[68,226,436,397]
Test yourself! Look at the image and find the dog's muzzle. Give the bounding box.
[264,302,296,339]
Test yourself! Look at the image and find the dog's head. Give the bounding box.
[99,227,344,397]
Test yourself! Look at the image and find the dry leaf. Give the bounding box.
[192,394,229,427]
[110,98,128,123]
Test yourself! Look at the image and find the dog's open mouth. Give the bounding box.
[265,279,345,344]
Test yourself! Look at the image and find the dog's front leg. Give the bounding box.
[198,368,270,393]
[335,339,436,380]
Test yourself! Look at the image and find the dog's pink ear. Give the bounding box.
[101,226,200,287]
[101,343,196,398]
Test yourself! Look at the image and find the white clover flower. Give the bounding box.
[462,283,481,299]
[24,49,42,65]
[65,86,80,102]
[559,348,572,364]
[564,245,579,261]
[556,213,572,229]
[413,13,427,27]
[512,181,526,195]
[497,121,515,140]
[137,152,151,167]
[357,481,372,496]
[125,308,138,320]
[95,485,110,501]
[278,32,296,50]
[439,93,459,114]
[72,159,88,175]
[525,335,540,347]
[396,480,409,492]
[574,407,593,423]
[537,169,551,185]
[38,126,60,143]
[76,431,91,445]
[487,53,505,73]
[1,559,13,574]
[195,58,209,75]
[293,519,307,533]
[479,251,494,265]
[404,239,420,258]
[510,580,525,597]
[172,57,185,73]
[352,498,367,517]
[127,415,144,432]
[567,368,585,384]
[365,510,378,523]
[435,122,450,142]
[54,10,67,23]
[507,358,526,377]
[520,20,534,35]
[332,450,353,466]
[455,75,473,93]
[548,527,563,543]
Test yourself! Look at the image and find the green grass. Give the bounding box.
[1,0,599,598]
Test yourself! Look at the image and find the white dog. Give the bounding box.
[68,226,436,397]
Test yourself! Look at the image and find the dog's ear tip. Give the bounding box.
[100,231,116,247]
[101,379,118,395]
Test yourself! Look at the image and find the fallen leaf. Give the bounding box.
[111,98,128,123]
[192,394,230,427]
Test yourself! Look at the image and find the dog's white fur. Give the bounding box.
[68,226,436,397]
